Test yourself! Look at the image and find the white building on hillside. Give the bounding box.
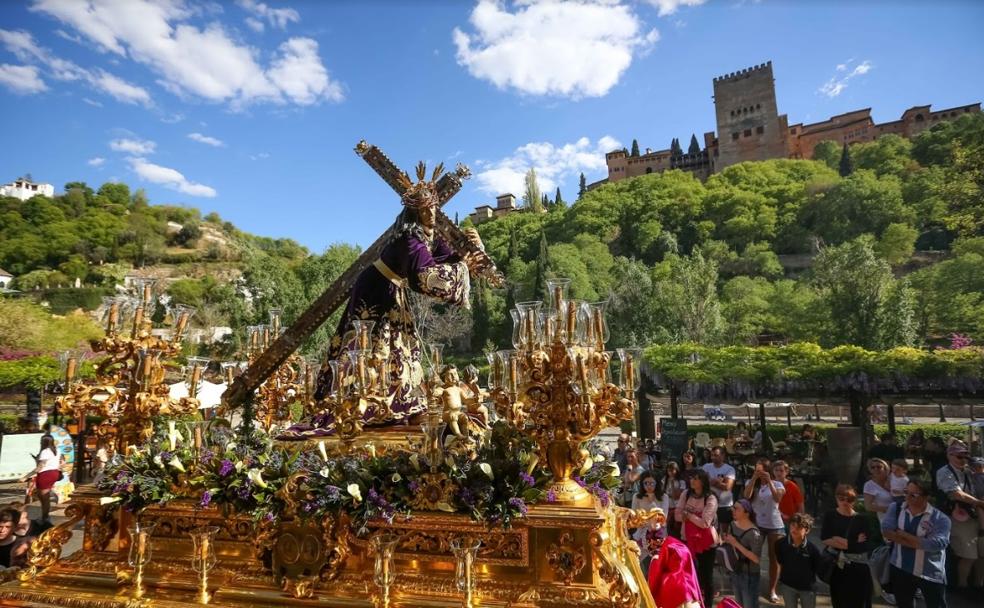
[0,177,54,201]
[0,268,13,289]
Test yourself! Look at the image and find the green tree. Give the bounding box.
[877,278,918,348]
[838,143,853,177]
[799,170,911,245]
[523,168,543,213]
[670,138,682,156]
[578,173,587,199]
[812,236,894,348]
[874,222,918,266]
[631,139,640,157]
[661,250,721,344]
[96,182,131,208]
[688,134,701,155]
[554,187,565,210]
[813,141,841,169]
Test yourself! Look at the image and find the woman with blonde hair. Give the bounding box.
[862,458,893,516]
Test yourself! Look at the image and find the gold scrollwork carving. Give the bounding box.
[545,530,586,585]
[19,503,88,581]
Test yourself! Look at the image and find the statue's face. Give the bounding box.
[419,202,436,229]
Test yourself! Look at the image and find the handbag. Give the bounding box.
[684,519,717,555]
[716,527,752,573]
[816,549,838,585]
[869,544,892,586]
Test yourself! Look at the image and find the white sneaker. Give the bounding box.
[881,592,897,605]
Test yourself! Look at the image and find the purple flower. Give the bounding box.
[546,489,558,503]
[199,490,212,508]
[160,451,173,462]
[459,487,476,507]
[519,472,534,487]
[508,497,528,516]
[408,480,420,494]
[264,512,276,522]
[200,448,214,462]
[219,459,234,477]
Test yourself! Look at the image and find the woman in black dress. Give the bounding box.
[820,484,872,608]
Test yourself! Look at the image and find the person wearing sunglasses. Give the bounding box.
[881,479,950,608]
[935,441,984,590]
[821,484,872,608]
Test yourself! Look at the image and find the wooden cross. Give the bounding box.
[222,141,503,409]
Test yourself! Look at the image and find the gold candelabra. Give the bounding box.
[56,280,198,470]
[489,278,639,504]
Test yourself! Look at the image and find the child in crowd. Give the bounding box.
[889,458,909,506]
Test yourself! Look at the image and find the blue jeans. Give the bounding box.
[732,570,760,608]
[779,582,816,608]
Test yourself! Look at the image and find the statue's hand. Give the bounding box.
[464,228,484,251]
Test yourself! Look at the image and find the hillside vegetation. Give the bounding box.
[0,113,981,362]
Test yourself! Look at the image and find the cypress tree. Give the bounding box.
[839,142,854,177]
[532,229,550,300]
[670,138,682,156]
[631,139,640,157]
[688,134,701,155]
[542,193,550,211]
[578,173,587,199]
[554,187,565,210]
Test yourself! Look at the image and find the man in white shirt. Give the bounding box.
[703,445,736,525]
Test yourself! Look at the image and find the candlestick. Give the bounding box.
[190,364,202,397]
[625,353,634,394]
[107,302,119,334]
[175,311,189,338]
[142,282,152,308]
[509,355,518,395]
[566,301,577,344]
[66,357,77,386]
[262,326,270,350]
[132,305,144,338]
[194,425,203,451]
[593,310,604,350]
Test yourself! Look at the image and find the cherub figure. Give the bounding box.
[461,364,490,430]
[434,366,470,437]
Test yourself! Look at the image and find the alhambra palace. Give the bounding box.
[470,61,979,224]
[606,60,980,183]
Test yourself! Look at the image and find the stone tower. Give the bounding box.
[712,61,789,171]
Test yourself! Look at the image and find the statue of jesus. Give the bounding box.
[280,163,484,439]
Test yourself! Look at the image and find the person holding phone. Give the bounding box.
[745,457,786,603]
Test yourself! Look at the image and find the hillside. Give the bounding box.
[1,113,982,362]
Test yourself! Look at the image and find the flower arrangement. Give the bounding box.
[99,418,615,534]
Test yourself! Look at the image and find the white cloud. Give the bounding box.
[0,28,151,105]
[268,37,343,104]
[474,136,621,196]
[92,69,152,105]
[30,0,342,108]
[237,0,299,30]
[249,152,270,160]
[0,63,47,94]
[160,112,184,123]
[645,0,707,17]
[110,138,157,155]
[188,132,224,147]
[82,96,103,106]
[453,0,659,99]
[819,59,873,98]
[128,157,217,198]
[244,17,265,33]
[87,156,105,166]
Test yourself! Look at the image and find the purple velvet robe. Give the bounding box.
[280,232,469,439]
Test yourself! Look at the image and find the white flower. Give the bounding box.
[168,456,186,473]
[525,455,540,475]
[247,469,268,489]
[608,463,620,478]
[409,454,420,471]
[580,457,593,476]
[347,484,363,503]
[319,467,331,478]
[225,441,237,451]
[479,463,494,480]
[365,443,377,458]
[100,496,121,505]
[152,454,163,468]
[436,502,455,512]
[391,473,402,483]
[593,453,605,463]
[317,441,329,463]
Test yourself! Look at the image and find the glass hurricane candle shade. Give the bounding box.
[268,308,283,336]
[350,319,375,351]
[616,348,643,392]
[347,350,371,395]
[427,343,445,370]
[545,278,571,313]
[485,352,498,390]
[580,301,610,348]
[127,521,156,599]
[136,349,162,391]
[515,301,543,350]
[190,525,219,604]
[370,533,399,608]
[450,537,482,608]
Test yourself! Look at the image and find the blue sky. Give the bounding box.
[1,0,982,252]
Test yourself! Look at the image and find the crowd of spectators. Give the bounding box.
[616,427,984,608]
